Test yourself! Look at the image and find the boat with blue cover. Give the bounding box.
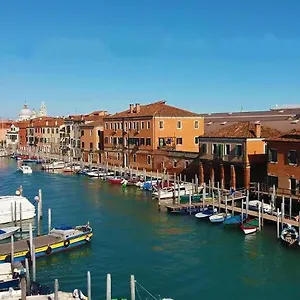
[0,262,25,291]
[171,206,203,215]
[0,223,93,263]
[223,214,247,227]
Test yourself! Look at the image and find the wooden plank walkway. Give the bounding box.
[0,235,59,255]
[165,200,300,227]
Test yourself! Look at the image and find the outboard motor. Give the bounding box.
[30,282,41,295]
[72,289,86,299]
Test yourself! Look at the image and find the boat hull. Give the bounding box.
[241,226,257,235]
[0,227,20,241]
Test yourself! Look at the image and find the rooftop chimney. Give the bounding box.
[255,123,261,138]
[135,103,141,113]
[129,104,134,113]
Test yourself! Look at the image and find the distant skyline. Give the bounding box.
[1,0,300,118]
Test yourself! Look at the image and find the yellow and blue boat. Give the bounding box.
[0,223,93,263]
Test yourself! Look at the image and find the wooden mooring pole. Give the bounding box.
[276,208,280,239]
[87,271,91,300]
[54,279,59,300]
[106,273,111,300]
[48,208,52,234]
[130,275,135,300]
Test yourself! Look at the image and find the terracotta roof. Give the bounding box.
[28,117,65,127]
[105,101,200,119]
[266,128,300,142]
[203,122,282,139]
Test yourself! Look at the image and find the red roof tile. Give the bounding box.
[266,128,300,142]
[203,122,282,139]
[105,101,200,119]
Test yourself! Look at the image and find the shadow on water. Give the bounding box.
[1,158,300,299]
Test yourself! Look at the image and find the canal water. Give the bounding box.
[0,158,299,300]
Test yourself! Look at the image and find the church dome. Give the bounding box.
[19,104,32,121]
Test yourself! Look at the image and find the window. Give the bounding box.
[128,122,132,130]
[117,152,120,160]
[82,142,85,148]
[105,123,108,129]
[110,123,113,130]
[185,161,189,168]
[194,120,199,129]
[98,130,101,136]
[140,138,145,145]
[212,144,218,155]
[235,145,242,157]
[200,143,207,155]
[52,128,54,134]
[120,122,123,130]
[56,128,59,134]
[133,154,136,163]
[117,123,120,130]
[146,138,151,146]
[194,136,199,144]
[125,122,128,131]
[47,128,50,134]
[176,137,183,145]
[141,121,144,129]
[288,150,297,165]
[114,123,117,131]
[225,144,231,155]
[147,121,151,129]
[90,142,93,149]
[159,120,164,129]
[110,137,113,144]
[147,155,151,165]
[81,130,84,136]
[90,130,93,136]
[177,120,182,129]
[133,122,136,130]
[173,160,177,168]
[268,148,277,163]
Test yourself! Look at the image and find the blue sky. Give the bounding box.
[1,0,300,118]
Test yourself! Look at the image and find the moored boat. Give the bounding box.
[195,207,217,219]
[0,227,20,241]
[0,195,35,225]
[18,164,33,174]
[41,161,65,170]
[280,224,299,247]
[240,218,259,235]
[0,223,93,263]
[107,177,124,184]
[224,214,247,227]
[0,262,26,291]
[209,213,231,223]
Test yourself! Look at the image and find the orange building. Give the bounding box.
[198,122,281,189]
[14,120,30,149]
[80,119,105,164]
[103,101,204,172]
[0,120,13,147]
[266,129,300,195]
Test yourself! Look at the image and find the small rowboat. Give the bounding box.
[107,177,124,184]
[195,208,217,219]
[224,214,247,227]
[209,213,231,223]
[240,219,259,235]
[280,224,299,247]
[0,227,20,241]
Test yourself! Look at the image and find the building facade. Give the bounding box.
[5,125,19,151]
[80,120,104,164]
[266,129,300,195]
[198,122,281,189]
[103,101,204,172]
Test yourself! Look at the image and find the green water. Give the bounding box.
[0,158,299,300]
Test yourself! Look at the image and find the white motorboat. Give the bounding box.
[86,171,114,178]
[0,195,36,225]
[0,227,20,241]
[62,164,81,173]
[152,184,193,199]
[209,213,231,223]
[42,161,65,170]
[246,200,280,215]
[18,164,32,174]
